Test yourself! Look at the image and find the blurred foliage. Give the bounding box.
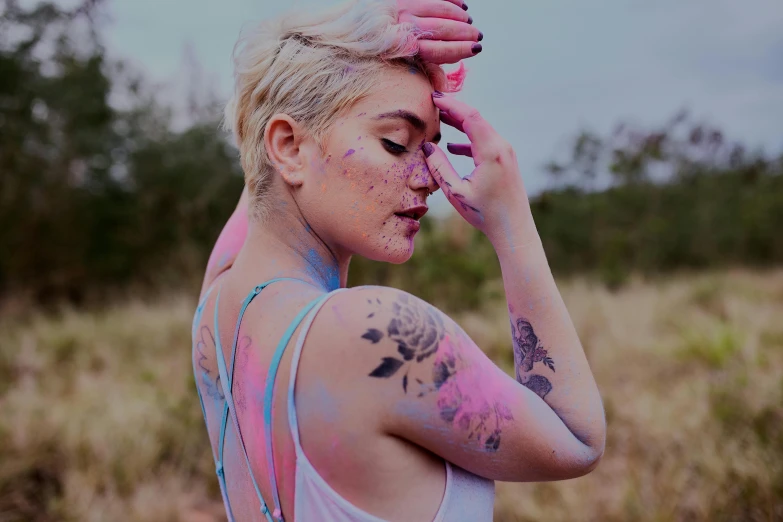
[0,0,243,307]
[533,112,783,289]
[2,1,782,312]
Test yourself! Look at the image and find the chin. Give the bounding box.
[359,235,416,264]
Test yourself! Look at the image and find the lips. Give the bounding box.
[394,205,428,221]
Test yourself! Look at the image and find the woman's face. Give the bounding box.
[297,66,441,264]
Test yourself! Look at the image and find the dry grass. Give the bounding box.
[1,270,781,521]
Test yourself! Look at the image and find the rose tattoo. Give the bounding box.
[511,318,555,399]
[361,294,445,392]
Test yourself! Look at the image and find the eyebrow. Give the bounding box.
[373,110,441,143]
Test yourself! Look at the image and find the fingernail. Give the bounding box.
[432,90,444,98]
[467,16,473,25]
[422,142,435,158]
[477,32,484,42]
[462,2,469,10]
[472,43,482,54]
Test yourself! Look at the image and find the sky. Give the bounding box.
[60,0,783,213]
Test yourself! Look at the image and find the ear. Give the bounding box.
[264,114,309,188]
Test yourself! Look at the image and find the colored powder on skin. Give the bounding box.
[343,149,355,158]
[206,207,249,272]
[300,378,342,424]
[305,248,340,290]
[445,62,468,93]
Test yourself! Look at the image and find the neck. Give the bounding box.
[235,197,350,292]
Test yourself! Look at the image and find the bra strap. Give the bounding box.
[262,289,342,521]
[286,289,348,450]
[192,285,236,521]
[214,277,307,522]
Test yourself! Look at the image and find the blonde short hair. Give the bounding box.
[224,0,454,221]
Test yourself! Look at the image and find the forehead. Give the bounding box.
[347,66,439,130]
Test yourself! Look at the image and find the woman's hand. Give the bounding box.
[397,0,483,64]
[423,94,533,246]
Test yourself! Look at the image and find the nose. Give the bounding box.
[409,156,440,195]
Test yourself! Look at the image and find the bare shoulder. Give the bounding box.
[300,284,461,398]
[305,284,497,418]
[292,285,445,438]
[312,285,459,378]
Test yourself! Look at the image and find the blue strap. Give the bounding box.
[191,285,237,521]
[213,278,312,522]
[263,291,334,522]
[191,284,216,339]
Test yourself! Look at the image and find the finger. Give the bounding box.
[432,96,500,162]
[412,0,471,23]
[418,40,482,64]
[447,143,473,157]
[441,0,468,9]
[440,109,464,133]
[422,142,466,195]
[414,17,481,42]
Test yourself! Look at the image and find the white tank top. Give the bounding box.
[194,280,496,521]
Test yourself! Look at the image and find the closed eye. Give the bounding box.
[382,139,407,155]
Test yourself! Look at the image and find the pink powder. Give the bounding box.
[445,62,467,93]
[431,333,513,451]
[206,206,249,274]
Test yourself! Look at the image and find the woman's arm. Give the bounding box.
[334,284,604,482]
[200,186,249,296]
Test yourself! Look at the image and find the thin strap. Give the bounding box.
[191,284,236,521]
[192,284,216,339]
[215,291,272,522]
[262,289,344,521]
[214,277,306,522]
[286,289,348,449]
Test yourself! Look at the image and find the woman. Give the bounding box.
[192,1,606,520]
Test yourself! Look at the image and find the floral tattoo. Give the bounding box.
[511,318,555,399]
[427,342,514,452]
[361,294,445,393]
[361,295,513,452]
[195,325,224,401]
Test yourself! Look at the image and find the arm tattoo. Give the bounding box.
[361,294,445,393]
[511,318,555,399]
[428,341,514,452]
[360,295,513,452]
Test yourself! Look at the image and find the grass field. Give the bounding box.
[1,270,781,522]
